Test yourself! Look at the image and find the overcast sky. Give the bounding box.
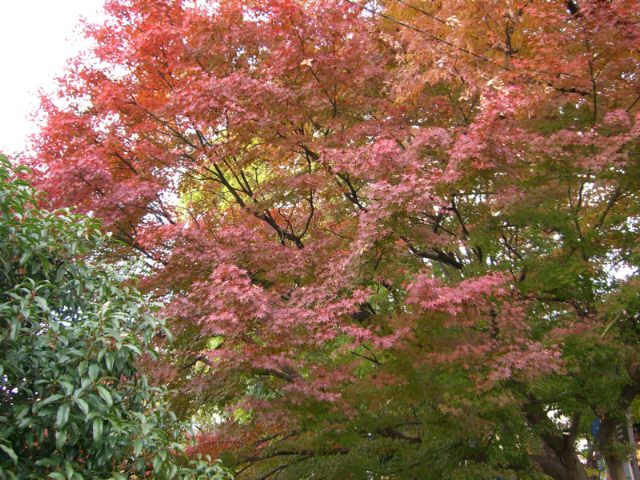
[0,0,105,157]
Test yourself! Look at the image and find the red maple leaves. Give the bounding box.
[29,0,640,475]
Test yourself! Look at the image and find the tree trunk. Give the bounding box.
[599,416,629,480]
[526,400,589,480]
[602,454,627,480]
[626,412,640,480]
[531,436,590,480]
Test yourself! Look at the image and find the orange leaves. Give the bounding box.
[28,0,640,475]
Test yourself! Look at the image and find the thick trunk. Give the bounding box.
[526,401,589,480]
[531,435,590,480]
[599,416,629,480]
[602,453,627,480]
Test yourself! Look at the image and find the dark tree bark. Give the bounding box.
[599,416,629,480]
[526,403,590,480]
[530,436,590,480]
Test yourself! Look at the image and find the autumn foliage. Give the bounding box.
[31,0,640,478]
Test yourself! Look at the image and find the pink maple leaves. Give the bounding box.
[29,0,640,469]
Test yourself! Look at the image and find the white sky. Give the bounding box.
[0,0,105,157]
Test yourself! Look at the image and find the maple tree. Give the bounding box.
[29,0,640,478]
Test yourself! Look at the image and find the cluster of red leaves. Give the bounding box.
[30,0,640,474]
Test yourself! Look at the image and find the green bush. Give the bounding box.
[0,155,230,480]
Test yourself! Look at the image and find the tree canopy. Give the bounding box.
[0,155,229,480]
[29,0,640,479]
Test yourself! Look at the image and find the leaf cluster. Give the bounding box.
[0,156,230,480]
